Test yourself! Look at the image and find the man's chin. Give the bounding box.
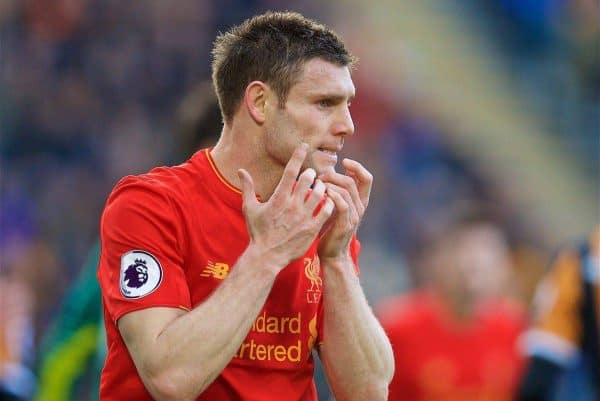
[314,163,337,176]
[302,155,337,176]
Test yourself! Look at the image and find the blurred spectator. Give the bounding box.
[0,236,65,400]
[33,244,103,401]
[518,228,599,401]
[0,274,36,401]
[377,211,527,401]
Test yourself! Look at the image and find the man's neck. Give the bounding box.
[210,124,282,201]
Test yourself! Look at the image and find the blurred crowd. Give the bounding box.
[476,0,599,178]
[0,1,597,400]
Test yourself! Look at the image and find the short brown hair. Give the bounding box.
[211,11,356,124]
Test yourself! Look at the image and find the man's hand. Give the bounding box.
[238,143,334,271]
[318,158,373,262]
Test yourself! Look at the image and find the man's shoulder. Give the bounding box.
[109,151,208,203]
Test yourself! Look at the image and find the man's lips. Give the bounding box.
[317,147,338,156]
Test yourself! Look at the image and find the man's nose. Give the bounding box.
[334,105,354,137]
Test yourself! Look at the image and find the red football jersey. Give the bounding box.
[377,291,525,401]
[97,149,360,401]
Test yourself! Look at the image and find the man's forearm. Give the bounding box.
[319,256,394,401]
[122,245,281,401]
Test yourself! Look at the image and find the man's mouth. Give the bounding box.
[317,148,338,156]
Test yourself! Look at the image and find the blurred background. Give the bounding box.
[0,0,598,400]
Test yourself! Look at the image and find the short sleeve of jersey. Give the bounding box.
[98,176,192,324]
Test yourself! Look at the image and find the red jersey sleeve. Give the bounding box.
[98,176,192,323]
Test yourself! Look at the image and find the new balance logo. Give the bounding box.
[200,261,230,280]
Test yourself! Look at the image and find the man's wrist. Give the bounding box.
[319,251,353,271]
[242,242,287,277]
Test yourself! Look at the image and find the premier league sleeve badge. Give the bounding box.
[120,250,163,298]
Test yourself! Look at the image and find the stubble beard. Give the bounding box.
[266,112,317,174]
[266,107,338,176]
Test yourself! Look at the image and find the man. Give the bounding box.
[97,11,394,401]
[377,213,526,401]
[518,228,599,401]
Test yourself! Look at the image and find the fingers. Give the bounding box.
[326,184,354,221]
[294,168,316,202]
[237,169,259,213]
[319,170,364,217]
[274,143,309,198]
[341,158,372,208]
[314,194,335,227]
[305,178,326,212]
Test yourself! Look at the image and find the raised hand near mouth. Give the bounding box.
[317,158,373,262]
[238,143,335,271]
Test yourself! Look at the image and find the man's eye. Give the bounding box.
[318,100,331,108]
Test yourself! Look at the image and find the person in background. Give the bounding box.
[97,11,393,401]
[0,274,36,401]
[33,81,223,401]
[377,210,526,401]
[517,228,599,401]
[33,243,102,401]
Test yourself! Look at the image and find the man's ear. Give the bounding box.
[244,81,270,124]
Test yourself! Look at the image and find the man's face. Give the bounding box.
[433,224,511,302]
[264,58,355,175]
